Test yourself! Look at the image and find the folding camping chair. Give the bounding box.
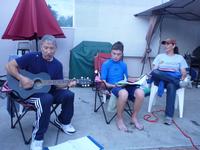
[93,53,133,124]
[189,51,200,88]
[17,41,31,55]
[3,55,65,144]
[3,81,60,144]
[0,75,7,99]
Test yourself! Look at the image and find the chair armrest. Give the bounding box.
[94,76,112,93]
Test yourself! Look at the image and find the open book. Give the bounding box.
[117,74,148,86]
[44,136,104,150]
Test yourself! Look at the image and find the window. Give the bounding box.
[46,0,74,27]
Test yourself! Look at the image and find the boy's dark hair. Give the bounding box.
[112,41,124,52]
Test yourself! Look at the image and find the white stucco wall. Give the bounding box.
[0,0,74,77]
[74,0,162,57]
[126,18,200,76]
[0,0,18,75]
[73,0,200,76]
[0,0,200,77]
[160,18,200,55]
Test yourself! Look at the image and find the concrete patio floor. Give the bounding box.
[0,87,200,150]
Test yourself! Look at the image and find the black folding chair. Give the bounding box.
[0,75,7,99]
[4,55,61,144]
[5,85,60,144]
[93,53,132,124]
[94,79,132,124]
[185,47,200,88]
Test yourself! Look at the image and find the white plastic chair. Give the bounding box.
[148,82,185,118]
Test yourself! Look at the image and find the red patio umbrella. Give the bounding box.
[2,0,65,49]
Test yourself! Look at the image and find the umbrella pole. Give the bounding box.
[36,38,39,51]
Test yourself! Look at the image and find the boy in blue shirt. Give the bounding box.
[101,41,144,131]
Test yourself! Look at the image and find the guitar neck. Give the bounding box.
[41,79,73,86]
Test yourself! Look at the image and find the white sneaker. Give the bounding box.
[179,75,192,88]
[30,140,43,150]
[164,116,173,125]
[54,118,76,134]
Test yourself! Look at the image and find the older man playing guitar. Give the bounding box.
[6,35,76,150]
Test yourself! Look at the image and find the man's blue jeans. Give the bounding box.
[151,70,180,118]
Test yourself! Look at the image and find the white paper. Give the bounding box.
[48,136,102,150]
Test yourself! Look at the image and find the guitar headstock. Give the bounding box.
[75,77,92,87]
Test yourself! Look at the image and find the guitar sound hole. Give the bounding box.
[34,79,43,89]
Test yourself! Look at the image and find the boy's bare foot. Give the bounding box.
[116,118,128,132]
[131,118,144,130]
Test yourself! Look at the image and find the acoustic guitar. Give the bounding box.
[7,70,92,99]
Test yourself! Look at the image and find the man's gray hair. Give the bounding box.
[40,34,57,48]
